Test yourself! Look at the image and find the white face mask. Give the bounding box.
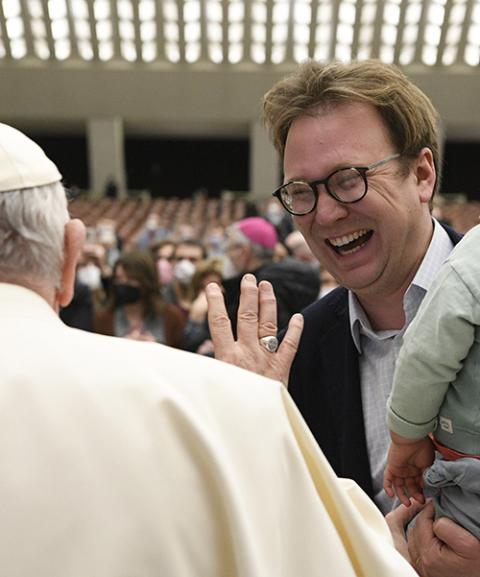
[77,263,102,291]
[221,255,239,280]
[173,259,196,286]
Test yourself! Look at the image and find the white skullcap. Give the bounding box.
[0,123,62,192]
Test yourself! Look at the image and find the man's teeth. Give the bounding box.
[329,229,369,248]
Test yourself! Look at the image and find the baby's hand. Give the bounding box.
[383,435,435,507]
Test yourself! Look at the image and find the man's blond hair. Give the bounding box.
[262,59,441,195]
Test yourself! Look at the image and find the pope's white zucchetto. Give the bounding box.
[0,123,62,193]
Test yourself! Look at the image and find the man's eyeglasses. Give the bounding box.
[272,153,401,216]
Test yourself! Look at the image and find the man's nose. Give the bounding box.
[312,187,349,226]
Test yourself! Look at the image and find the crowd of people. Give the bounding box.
[61,202,334,355]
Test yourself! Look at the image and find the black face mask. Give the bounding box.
[113,283,142,307]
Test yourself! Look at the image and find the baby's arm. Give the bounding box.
[384,432,435,507]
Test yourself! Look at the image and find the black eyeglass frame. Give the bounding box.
[272,152,401,216]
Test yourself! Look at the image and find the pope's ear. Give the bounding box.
[57,219,86,308]
[415,147,436,204]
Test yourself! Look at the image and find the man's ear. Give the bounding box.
[415,147,436,204]
[57,219,86,308]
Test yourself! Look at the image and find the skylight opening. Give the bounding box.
[294,2,311,25]
[207,21,222,43]
[119,20,134,42]
[361,2,377,25]
[405,2,422,24]
[118,0,133,21]
[294,23,309,44]
[184,0,200,22]
[422,45,438,65]
[271,43,285,63]
[34,38,49,59]
[163,2,177,21]
[339,1,356,25]
[206,0,222,22]
[229,2,244,23]
[51,18,69,41]
[139,0,155,22]
[71,0,88,20]
[96,20,112,42]
[165,43,180,62]
[337,23,354,45]
[317,3,332,22]
[164,22,178,42]
[31,19,45,38]
[464,43,479,66]
[441,44,457,65]
[185,21,201,42]
[228,43,242,63]
[98,41,113,61]
[272,23,287,43]
[359,25,374,44]
[55,38,70,59]
[142,42,156,62]
[252,23,266,43]
[335,43,352,61]
[380,44,395,62]
[48,0,66,19]
[449,2,466,25]
[27,0,43,19]
[10,37,26,58]
[2,0,20,19]
[357,45,371,60]
[6,16,23,39]
[251,44,266,63]
[228,23,243,43]
[381,24,397,45]
[384,2,400,25]
[209,43,223,63]
[294,43,309,62]
[140,21,155,42]
[273,2,289,24]
[75,19,90,40]
[425,23,441,46]
[94,0,110,20]
[185,42,200,62]
[399,44,415,65]
[78,40,93,60]
[252,2,267,23]
[428,2,445,26]
[121,40,136,61]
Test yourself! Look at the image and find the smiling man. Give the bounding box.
[207,60,480,577]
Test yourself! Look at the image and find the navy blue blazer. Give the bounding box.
[287,224,462,500]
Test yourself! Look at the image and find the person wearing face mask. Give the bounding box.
[94,251,185,347]
[162,240,207,317]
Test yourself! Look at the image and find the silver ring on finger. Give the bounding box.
[259,335,279,353]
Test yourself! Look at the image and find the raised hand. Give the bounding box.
[205,273,303,386]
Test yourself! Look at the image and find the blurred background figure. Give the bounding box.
[162,239,207,317]
[182,257,224,355]
[284,230,318,267]
[319,267,340,298]
[223,217,319,332]
[137,212,166,250]
[94,250,185,347]
[151,239,177,288]
[262,197,294,242]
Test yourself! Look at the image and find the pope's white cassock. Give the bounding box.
[0,282,416,577]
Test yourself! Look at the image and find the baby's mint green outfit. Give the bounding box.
[387,223,480,538]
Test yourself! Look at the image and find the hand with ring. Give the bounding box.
[205,273,304,387]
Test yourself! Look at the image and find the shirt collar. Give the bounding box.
[349,218,454,353]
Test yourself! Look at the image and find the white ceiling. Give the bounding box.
[1,0,480,68]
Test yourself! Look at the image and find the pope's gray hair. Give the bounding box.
[0,182,69,288]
